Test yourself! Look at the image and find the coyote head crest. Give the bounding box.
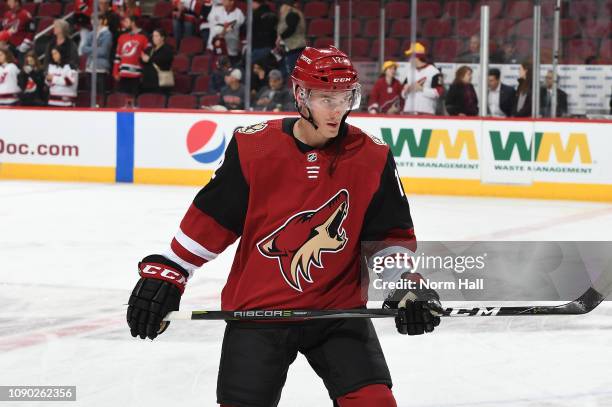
[257,190,349,292]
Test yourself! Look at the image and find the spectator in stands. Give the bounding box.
[401,42,443,115]
[81,15,112,96]
[113,15,149,96]
[457,35,480,64]
[208,0,245,65]
[45,20,79,70]
[209,54,232,93]
[114,0,142,18]
[141,28,174,94]
[491,40,520,64]
[0,0,33,62]
[198,0,215,47]
[46,46,78,107]
[512,61,532,117]
[445,65,478,116]
[172,0,199,46]
[277,0,306,78]
[487,68,514,117]
[540,70,568,118]
[368,60,403,114]
[252,0,277,64]
[0,47,20,105]
[100,0,121,41]
[253,68,293,111]
[251,60,268,95]
[18,50,46,106]
[219,68,245,110]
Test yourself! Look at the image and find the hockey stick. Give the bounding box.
[164,284,609,321]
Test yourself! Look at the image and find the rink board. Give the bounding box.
[0,108,611,201]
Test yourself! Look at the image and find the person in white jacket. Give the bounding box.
[46,47,78,107]
[0,48,21,106]
[401,42,444,115]
[207,0,244,63]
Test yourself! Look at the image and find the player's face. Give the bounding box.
[308,90,354,138]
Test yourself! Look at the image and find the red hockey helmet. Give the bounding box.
[291,46,361,110]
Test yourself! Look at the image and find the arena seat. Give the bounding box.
[341,38,370,58]
[443,1,472,18]
[153,1,173,18]
[417,1,442,18]
[339,19,360,37]
[363,18,385,38]
[171,53,190,73]
[390,19,411,38]
[354,1,379,16]
[303,1,328,18]
[371,38,400,57]
[190,55,211,75]
[37,2,62,18]
[475,0,503,20]
[179,36,203,55]
[106,93,131,108]
[506,1,531,20]
[313,37,335,48]
[433,38,461,62]
[173,73,192,94]
[455,19,480,38]
[200,94,220,107]
[385,1,410,18]
[307,19,334,37]
[423,18,451,38]
[138,93,167,108]
[168,94,197,109]
[192,75,211,95]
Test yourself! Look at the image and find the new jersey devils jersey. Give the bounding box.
[113,31,149,78]
[163,118,415,311]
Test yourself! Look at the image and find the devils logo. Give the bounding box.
[257,190,349,292]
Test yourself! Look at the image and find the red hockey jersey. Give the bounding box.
[0,7,33,50]
[162,118,415,311]
[368,76,404,114]
[113,30,149,78]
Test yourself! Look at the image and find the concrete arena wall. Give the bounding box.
[0,108,610,201]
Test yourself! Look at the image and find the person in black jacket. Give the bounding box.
[540,70,568,117]
[487,68,515,117]
[445,65,478,116]
[140,29,174,94]
[44,19,79,70]
[18,50,46,106]
[512,61,532,117]
[251,0,277,64]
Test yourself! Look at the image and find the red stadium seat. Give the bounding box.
[193,75,210,95]
[513,18,533,38]
[137,93,167,108]
[21,2,38,16]
[371,38,400,57]
[507,1,531,19]
[423,19,451,38]
[36,17,54,35]
[159,18,173,35]
[168,95,197,109]
[200,94,220,107]
[172,53,190,73]
[106,93,131,108]
[390,19,411,38]
[385,1,410,18]
[75,92,105,108]
[585,19,611,39]
[341,38,370,58]
[354,1,379,16]
[363,18,384,38]
[179,36,203,55]
[173,73,192,94]
[417,1,442,18]
[307,19,333,37]
[38,2,62,17]
[600,39,612,60]
[489,19,515,39]
[339,19,360,37]
[569,0,598,17]
[190,55,211,74]
[560,19,578,38]
[303,1,328,18]
[153,1,173,18]
[313,37,335,48]
[443,1,472,18]
[455,19,480,37]
[63,1,74,15]
[165,36,176,50]
[566,39,599,63]
[433,38,461,62]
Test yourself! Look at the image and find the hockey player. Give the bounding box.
[127,46,441,407]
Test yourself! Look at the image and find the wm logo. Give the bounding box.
[381,128,478,160]
[490,131,592,164]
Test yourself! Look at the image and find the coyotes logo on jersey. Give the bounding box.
[257,189,349,292]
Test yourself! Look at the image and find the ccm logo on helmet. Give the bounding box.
[333,77,352,83]
[300,55,312,64]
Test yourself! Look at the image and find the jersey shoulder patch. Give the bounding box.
[234,121,269,135]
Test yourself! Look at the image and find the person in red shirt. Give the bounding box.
[127,46,441,407]
[112,15,148,96]
[368,60,403,114]
[0,0,33,60]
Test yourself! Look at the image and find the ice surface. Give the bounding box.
[1,180,611,407]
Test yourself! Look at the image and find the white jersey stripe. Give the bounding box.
[175,228,218,261]
[162,249,197,278]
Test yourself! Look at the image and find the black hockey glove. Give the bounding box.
[127,255,188,340]
[382,273,442,335]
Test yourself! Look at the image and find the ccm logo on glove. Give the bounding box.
[139,263,187,293]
